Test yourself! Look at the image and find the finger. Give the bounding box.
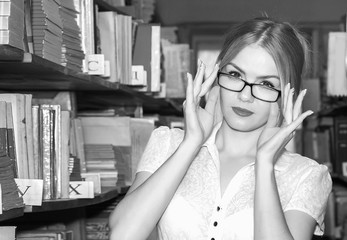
[265,110,313,150]
[193,60,206,98]
[282,83,290,112]
[186,72,194,106]
[200,63,220,97]
[285,110,314,135]
[266,102,280,128]
[205,85,220,115]
[293,89,307,119]
[284,88,294,124]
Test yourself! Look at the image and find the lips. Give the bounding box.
[232,107,254,117]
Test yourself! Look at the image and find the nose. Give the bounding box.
[238,85,254,102]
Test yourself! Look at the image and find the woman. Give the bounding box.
[109,17,332,240]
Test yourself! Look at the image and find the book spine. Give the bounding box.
[32,105,41,179]
[6,102,17,178]
[334,117,347,176]
[40,107,52,200]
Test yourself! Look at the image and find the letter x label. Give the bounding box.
[70,184,82,195]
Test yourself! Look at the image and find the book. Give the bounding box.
[333,117,347,176]
[0,94,29,179]
[60,110,71,199]
[40,105,54,200]
[0,101,24,212]
[24,94,35,179]
[79,0,95,72]
[80,116,132,187]
[129,118,154,184]
[161,41,191,98]
[32,105,41,179]
[0,226,16,240]
[132,23,161,92]
[73,118,86,174]
[98,11,119,82]
[327,32,347,96]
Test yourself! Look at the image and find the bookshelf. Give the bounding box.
[0,187,127,222]
[25,186,128,213]
[0,3,190,240]
[0,0,186,238]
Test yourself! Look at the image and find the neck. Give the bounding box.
[215,120,263,157]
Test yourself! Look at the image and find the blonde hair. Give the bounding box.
[217,17,310,98]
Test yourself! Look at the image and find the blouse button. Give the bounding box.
[211,238,215,240]
[213,221,218,227]
[217,206,221,211]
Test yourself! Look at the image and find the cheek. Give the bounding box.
[219,90,236,110]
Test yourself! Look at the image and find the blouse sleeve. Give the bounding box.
[136,126,183,174]
[285,164,332,235]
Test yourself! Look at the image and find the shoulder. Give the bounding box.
[278,151,332,189]
[280,151,329,173]
[150,126,185,147]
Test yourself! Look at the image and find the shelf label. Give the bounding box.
[81,173,101,194]
[69,181,94,199]
[15,179,43,206]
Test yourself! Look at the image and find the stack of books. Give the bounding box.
[98,11,132,83]
[132,0,156,23]
[60,0,85,72]
[0,101,24,212]
[85,197,124,240]
[161,39,191,98]
[84,144,119,188]
[32,0,63,65]
[0,0,25,49]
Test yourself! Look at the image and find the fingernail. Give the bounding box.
[308,110,314,115]
[186,72,191,79]
[198,59,204,68]
[303,89,307,96]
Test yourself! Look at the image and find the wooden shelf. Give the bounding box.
[24,187,127,213]
[0,208,24,222]
[0,45,184,115]
[0,187,128,222]
[0,45,119,91]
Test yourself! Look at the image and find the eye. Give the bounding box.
[260,80,275,88]
[228,71,242,79]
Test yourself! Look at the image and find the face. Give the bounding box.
[219,44,281,132]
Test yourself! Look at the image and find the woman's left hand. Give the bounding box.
[256,83,313,166]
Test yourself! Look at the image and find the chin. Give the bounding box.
[224,117,266,132]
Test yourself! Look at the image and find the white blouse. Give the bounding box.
[136,124,332,240]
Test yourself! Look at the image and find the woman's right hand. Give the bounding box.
[183,61,220,146]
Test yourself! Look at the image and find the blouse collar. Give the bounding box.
[202,121,289,172]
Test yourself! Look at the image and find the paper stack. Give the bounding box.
[60,0,85,72]
[327,32,347,96]
[0,0,25,49]
[32,0,63,64]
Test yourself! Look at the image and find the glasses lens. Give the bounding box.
[218,72,280,102]
[252,85,279,102]
[219,74,245,91]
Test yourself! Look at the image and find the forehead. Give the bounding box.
[228,44,279,76]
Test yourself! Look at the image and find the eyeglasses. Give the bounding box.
[217,71,281,103]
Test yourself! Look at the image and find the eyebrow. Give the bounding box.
[226,63,280,81]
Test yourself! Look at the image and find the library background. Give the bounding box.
[0,0,347,239]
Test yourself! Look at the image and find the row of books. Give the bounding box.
[2,0,194,98]
[303,114,347,177]
[0,92,160,202]
[0,0,25,50]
